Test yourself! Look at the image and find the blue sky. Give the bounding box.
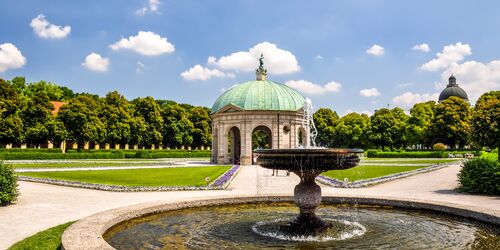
[1,0,499,115]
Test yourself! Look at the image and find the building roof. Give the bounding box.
[211,80,305,114]
[50,101,67,116]
[438,75,469,102]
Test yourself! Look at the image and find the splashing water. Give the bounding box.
[302,98,319,148]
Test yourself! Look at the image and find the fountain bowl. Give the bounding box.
[254,148,363,171]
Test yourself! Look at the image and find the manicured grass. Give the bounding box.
[322,165,429,182]
[9,222,73,250]
[360,159,458,164]
[18,166,231,187]
[12,162,166,169]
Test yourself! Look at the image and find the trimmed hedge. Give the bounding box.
[366,149,481,158]
[0,162,19,205]
[458,157,500,195]
[0,149,211,160]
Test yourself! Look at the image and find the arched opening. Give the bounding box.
[227,127,241,164]
[297,127,306,148]
[252,125,272,164]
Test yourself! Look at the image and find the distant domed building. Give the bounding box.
[438,75,469,102]
[211,55,309,165]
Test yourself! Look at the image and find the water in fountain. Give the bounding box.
[302,98,319,148]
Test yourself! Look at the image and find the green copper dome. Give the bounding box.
[211,80,305,113]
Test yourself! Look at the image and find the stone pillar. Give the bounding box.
[115,144,120,150]
[187,146,191,150]
[60,141,66,153]
[47,142,54,149]
[201,145,205,150]
[21,143,27,149]
[5,143,12,149]
[124,144,129,150]
[180,145,185,150]
[151,144,155,150]
[105,144,110,150]
[94,144,100,150]
[158,145,163,150]
[133,144,138,150]
[84,142,90,150]
[72,143,78,149]
[166,147,170,150]
[206,146,210,150]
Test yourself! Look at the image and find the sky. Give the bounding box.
[1,0,499,116]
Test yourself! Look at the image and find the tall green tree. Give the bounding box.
[189,106,212,148]
[406,101,436,147]
[132,97,163,146]
[101,91,132,145]
[431,96,472,148]
[161,102,193,148]
[369,107,409,149]
[0,79,24,145]
[57,95,106,147]
[19,89,55,146]
[335,112,370,148]
[313,108,339,147]
[471,91,500,160]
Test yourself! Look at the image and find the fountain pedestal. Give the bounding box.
[281,170,332,235]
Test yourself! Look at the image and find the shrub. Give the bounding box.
[0,162,19,205]
[458,158,500,195]
[433,143,446,151]
[134,150,151,159]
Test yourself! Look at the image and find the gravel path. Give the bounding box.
[1,164,499,248]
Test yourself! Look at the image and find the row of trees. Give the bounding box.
[313,92,499,153]
[0,77,212,149]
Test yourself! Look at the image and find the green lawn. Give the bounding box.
[360,159,458,164]
[12,162,167,169]
[322,165,429,182]
[9,222,73,250]
[18,166,231,187]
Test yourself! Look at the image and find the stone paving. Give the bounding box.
[1,164,499,249]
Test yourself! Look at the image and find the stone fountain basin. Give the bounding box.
[254,148,363,171]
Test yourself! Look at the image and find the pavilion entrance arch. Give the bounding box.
[227,126,241,164]
[252,125,272,164]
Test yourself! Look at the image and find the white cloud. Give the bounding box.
[110,31,175,56]
[136,0,160,16]
[136,61,147,74]
[420,42,471,71]
[392,91,439,108]
[30,14,71,39]
[82,53,109,72]
[285,80,341,95]
[359,88,381,97]
[315,55,323,60]
[208,42,300,74]
[397,82,414,88]
[181,65,235,81]
[0,43,26,73]
[366,44,385,56]
[412,43,430,53]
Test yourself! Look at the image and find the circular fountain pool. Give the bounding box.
[103,202,500,249]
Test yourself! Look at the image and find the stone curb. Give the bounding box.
[61,195,500,250]
[317,163,456,188]
[17,165,241,192]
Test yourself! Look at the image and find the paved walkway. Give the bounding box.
[1,164,499,249]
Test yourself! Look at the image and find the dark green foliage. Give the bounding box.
[431,96,471,147]
[471,91,500,161]
[459,157,500,195]
[368,108,409,149]
[0,162,19,205]
[134,150,151,159]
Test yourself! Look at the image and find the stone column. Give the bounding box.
[151,144,155,150]
[133,144,138,150]
[84,142,90,150]
[124,144,129,150]
[158,145,162,150]
[5,143,12,149]
[187,146,192,150]
[105,144,110,150]
[72,143,78,149]
[47,142,54,149]
[94,144,100,150]
[21,143,27,149]
[115,144,120,150]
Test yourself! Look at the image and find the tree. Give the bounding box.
[368,107,409,149]
[161,102,193,148]
[189,106,212,148]
[313,108,339,147]
[334,112,370,148]
[101,91,132,145]
[406,101,436,147]
[132,97,163,146]
[471,91,500,160]
[0,79,24,145]
[431,96,471,148]
[57,95,106,146]
[19,89,55,146]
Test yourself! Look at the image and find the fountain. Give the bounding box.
[254,98,363,235]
